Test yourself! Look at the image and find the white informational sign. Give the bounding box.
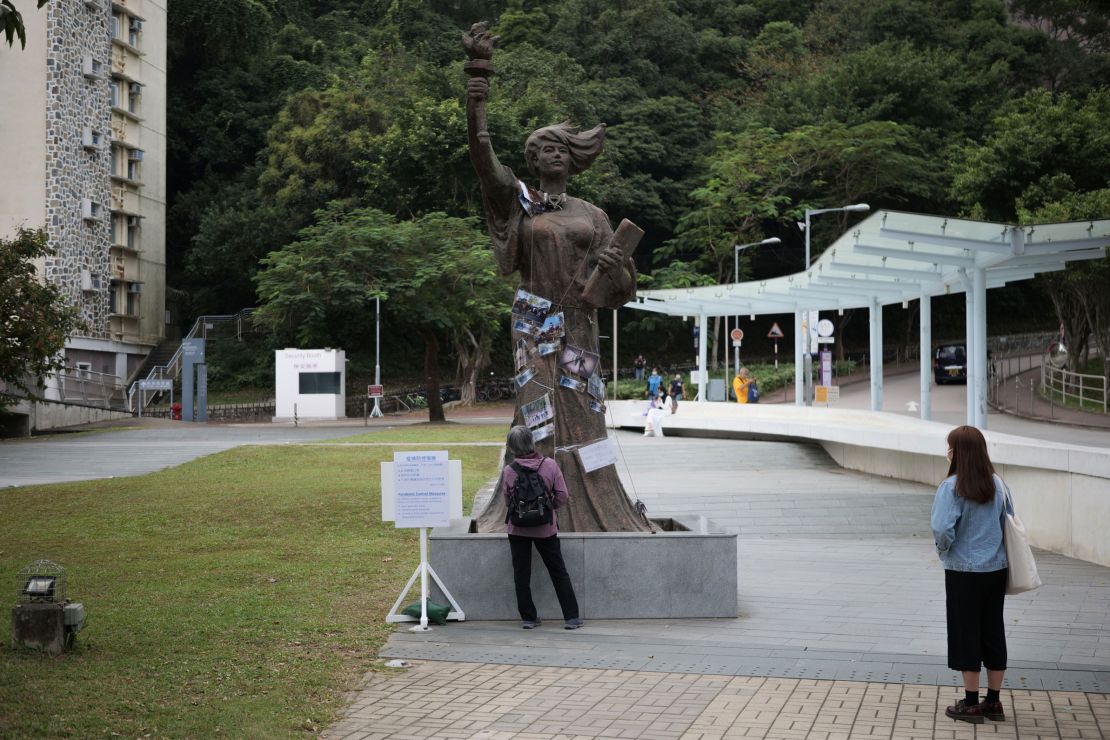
[392,451,451,528]
[820,348,833,386]
[817,319,835,337]
[577,438,618,473]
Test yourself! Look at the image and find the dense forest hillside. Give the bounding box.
[166,0,1110,381]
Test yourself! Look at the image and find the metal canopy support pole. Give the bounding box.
[973,266,988,429]
[869,297,883,411]
[794,310,804,406]
[697,312,708,403]
[371,296,383,417]
[963,273,975,427]
[920,290,932,421]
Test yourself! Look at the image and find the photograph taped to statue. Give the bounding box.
[464,22,651,533]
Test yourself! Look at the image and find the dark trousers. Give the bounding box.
[945,568,1008,672]
[508,534,579,622]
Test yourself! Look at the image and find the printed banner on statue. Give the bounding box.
[587,374,605,401]
[513,366,537,389]
[521,392,554,429]
[536,312,565,342]
[511,289,552,323]
[577,438,618,473]
[531,423,555,443]
[558,344,599,378]
[537,341,561,357]
[558,374,585,392]
[515,338,530,370]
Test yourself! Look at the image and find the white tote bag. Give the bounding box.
[1001,481,1042,595]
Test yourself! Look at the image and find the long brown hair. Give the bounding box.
[946,425,996,504]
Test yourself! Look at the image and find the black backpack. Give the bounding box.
[506,460,555,527]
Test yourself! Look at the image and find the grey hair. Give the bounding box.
[506,424,536,456]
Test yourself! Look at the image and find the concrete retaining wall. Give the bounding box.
[608,400,1110,568]
[1,397,132,437]
[428,515,738,620]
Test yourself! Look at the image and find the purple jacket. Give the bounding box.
[502,452,568,537]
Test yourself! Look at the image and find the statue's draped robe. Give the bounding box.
[474,164,652,533]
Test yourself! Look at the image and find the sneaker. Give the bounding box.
[521,620,541,630]
[564,618,584,630]
[945,699,985,724]
[979,699,1005,721]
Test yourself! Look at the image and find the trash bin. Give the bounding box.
[171,402,182,420]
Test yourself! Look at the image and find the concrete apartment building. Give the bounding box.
[0,0,167,398]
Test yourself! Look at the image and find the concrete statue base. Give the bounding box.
[427,515,738,620]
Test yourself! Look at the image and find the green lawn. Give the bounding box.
[324,422,508,444]
[0,437,501,737]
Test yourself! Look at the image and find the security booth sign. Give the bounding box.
[368,384,384,398]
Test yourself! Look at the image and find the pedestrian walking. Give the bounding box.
[633,354,646,382]
[931,425,1010,724]
[502,425,583,631]
[668,373,684,413]
[646,367,663,399]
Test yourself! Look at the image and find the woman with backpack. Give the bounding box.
[502,425,584,631]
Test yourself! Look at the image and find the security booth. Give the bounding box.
[274,348,346,422]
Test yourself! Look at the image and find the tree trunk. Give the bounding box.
[455,326,490,405]
[420,328,445,422]
[834,310,854,362]
[1044,275,1090,374]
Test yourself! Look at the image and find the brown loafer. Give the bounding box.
[945,699,985,724]
[979,699,1005,721]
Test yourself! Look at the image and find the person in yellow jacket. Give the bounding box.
[733,367,753,404]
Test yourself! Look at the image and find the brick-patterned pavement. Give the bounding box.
[324,661,1110,739]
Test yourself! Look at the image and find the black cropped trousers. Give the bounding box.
[945,568,1008,672]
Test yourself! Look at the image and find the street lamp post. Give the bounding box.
[371,296,383,417]
[732,238,781,389]
[798,203,869,406]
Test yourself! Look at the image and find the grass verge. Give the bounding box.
[0,440,500,737]
[323,423,508,445]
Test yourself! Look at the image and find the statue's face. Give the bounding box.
[535,141,569,177]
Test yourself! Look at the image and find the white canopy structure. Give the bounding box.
[625,211,1110,429]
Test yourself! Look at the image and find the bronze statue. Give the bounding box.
[464,22,652,533]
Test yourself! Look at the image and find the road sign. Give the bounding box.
[138,378,173,391]
[817,319,834,337]
[730,328,744,342]
[368,384,384,398]
[767,322,784,339]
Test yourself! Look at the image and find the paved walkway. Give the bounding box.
[329,432,1110,739]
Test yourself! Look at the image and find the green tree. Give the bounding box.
[1,0,46,49]
[253,204,509,421]
[0,229,84,408]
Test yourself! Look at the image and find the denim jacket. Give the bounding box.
[931,474,1010,573]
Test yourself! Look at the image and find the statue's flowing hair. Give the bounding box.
[524,122,606,178]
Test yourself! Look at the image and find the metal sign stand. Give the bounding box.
[380,456,466,630]
[385,527,465,631]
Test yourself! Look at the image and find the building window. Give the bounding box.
[128,83,141,115]
[128,18,142,47]
[127,216,140,249]
[298,372,342,394]
[126,291,137,316]
[127,159,139,181]
[75,362,92,379]
[109,286,117,314]
[109,79,120,108]
[111,13,120,39]
[110,145,119,176]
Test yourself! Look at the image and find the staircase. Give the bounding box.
[127,308,255,411]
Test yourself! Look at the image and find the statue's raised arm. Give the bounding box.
[463,22,512,193]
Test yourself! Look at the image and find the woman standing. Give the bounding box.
[931,425,1009,724]
[732,368,752,404]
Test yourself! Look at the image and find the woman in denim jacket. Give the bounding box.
[931,425,1009,724]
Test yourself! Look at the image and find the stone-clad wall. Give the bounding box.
[43,0,112,340]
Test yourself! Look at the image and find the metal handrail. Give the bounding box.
[127,308,256,411]
[58,366,125,408]
[1042,363,1108,414]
